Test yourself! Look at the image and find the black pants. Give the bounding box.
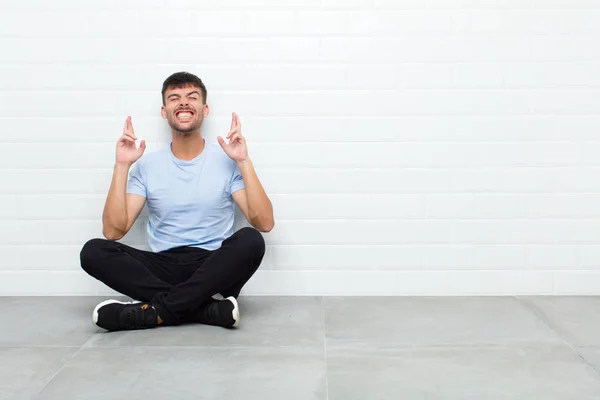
[80,227,265,325]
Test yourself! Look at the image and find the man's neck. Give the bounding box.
[170,131,205,161]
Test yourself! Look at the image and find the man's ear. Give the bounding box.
[161,105,167,120]
[203,104,210,118]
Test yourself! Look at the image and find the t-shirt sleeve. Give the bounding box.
[229,162,245,195]
[126,161,147,198]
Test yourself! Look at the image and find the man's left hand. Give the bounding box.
[218,112,248,163]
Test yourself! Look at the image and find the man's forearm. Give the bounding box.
[237,158,274,231]
[102,163,130,239]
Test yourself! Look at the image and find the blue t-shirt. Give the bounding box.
[126,142,245,252]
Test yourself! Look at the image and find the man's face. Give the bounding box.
[161,85,208,135]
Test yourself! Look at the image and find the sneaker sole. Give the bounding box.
[92,299,141,326]
[226,296,240,328]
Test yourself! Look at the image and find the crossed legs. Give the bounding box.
[80,227,265,329]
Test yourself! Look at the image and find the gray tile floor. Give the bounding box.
[2,296,600,399]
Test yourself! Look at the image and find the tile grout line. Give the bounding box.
[34,334,96,396]
[68,343,327,349]
[0,345,83,348]
[514,295,600,379]
[322,296,329,400]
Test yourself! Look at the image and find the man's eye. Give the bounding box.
[189,97,197,100]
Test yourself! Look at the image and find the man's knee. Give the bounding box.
[237,227,266,257]
[80,238,110,276]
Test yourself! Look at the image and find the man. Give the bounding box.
[80,72,274,332]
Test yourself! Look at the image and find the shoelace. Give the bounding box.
[121,305,152,329]
[202,301,219,324]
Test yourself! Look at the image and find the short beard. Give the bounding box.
[168,117,203,136]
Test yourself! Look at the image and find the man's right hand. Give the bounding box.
[116,116,146,166]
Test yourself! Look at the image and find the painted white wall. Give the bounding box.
[1,0,600,295]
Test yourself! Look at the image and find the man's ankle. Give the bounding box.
[152,306,164,325]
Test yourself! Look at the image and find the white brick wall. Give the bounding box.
[1,0,600,295]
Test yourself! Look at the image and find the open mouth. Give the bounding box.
[175,110,195,122]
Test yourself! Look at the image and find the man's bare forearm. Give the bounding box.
[102,163,131,239]
[237,158,274,231]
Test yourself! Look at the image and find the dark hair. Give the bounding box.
[161,72,207,105]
